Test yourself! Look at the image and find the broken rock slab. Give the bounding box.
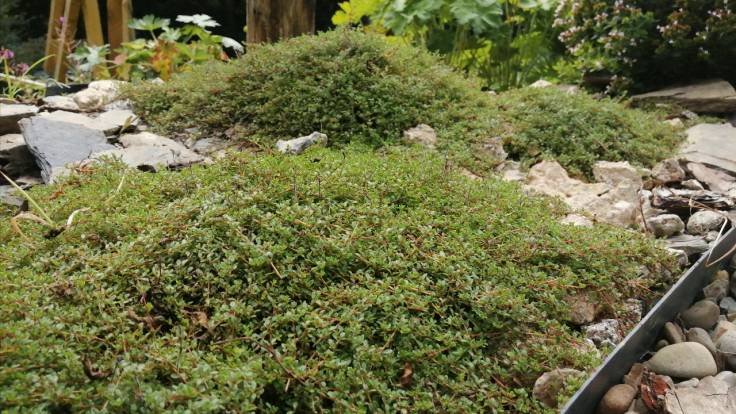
[276,132,327,155]
[0,134,37,177]
[39,109,138,136]
[525,160,641,227]
[0,104,39,134]
[73,80,125,112]
[403,124,437,149]
[686,162,736,194]
[681,123,736,174]
[91,132,205,172]
[665,234,710,256]
[19,117,115,183]
[664,375,736,414]
[41,95,80,112]
[632,79,736,113]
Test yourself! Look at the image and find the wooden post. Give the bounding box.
[246,0,316,44]
[44,0,105,81]
[107,0,134,52]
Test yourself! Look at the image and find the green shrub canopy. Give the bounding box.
[1,148,674,412]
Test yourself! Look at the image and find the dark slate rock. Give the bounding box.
[19,117,115,183]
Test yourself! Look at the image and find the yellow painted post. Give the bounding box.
[44,0,65,74]
[107,0,134,52]
[81,0,104,46]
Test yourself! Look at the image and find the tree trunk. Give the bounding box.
[246,0,316,44]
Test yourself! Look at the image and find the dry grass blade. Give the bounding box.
[10,212,54,242]
[0,170,54,224]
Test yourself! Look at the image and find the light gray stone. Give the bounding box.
[567,293,597,325]
[585,319,622,348]
[722,297,736,314]
[652,159,686,183]
[529,79,553,88]
[598,384,636,414]
[593,161,643,187]
[714,371,736,388]
[496,160,526,182]
[664,322,685,344]
[646,342,717,378]
[73,80,125,111]
[560,214,593,227]
[675,378,700,389]
[716,330,736,369]
[402,124,437,149]
[704,279,730,303]
[665,234,710,256]
[91,132,205,172]
[276,132,327,155]
[39,109,137,136]
[647,214,685,238]
[681,300,720,329]
[525,160,639,228]
[532,368,583,408]
[0,185,26,210]
[681,123,736,173]
[475,136,507,163]
[666,248,689,267]
[0,133,36,176]
[190,137,231,156]
[632,79,736,113]
[686,327,718,361]
[687,210,726,235]
[19,117,115,183]
[687,162,736,194]
[42,95,80,112]
[0,104,39,134]
[682,179,705,190]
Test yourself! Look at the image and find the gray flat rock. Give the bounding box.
[19,117,115,183]
[38,109,137,136]
[0,185,26,210]
[681,123,736,174]
[42,95,80,112]
[0,134,37,176]
[0,104,39,134]
[632,79,736,113]
[92,132,205,172]
[665,234,710,256]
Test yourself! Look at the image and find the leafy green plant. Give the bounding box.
[495,87,683,179]
[0,147,676,412]
[68,14,243,82]
[0,47,51,101]
[555,0,736,93]
[332,0,564,90]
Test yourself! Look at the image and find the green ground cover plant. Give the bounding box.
[495,87,683,179]
[126,30,681,180]
[1,147,675,412]
[125,29,503,168]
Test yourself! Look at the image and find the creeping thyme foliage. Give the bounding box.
[1,148,674,412]
[495,87,682,179]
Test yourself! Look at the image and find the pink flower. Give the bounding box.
[0,48,15,61]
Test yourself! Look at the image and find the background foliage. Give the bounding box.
[555,0,736,93]
[333,0,565,90]
[0,148,675,412]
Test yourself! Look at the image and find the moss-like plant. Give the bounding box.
[1,147,674,412]
[495,87,683,179]
[125,30,501,163]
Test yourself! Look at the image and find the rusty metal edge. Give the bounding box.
[561,228,736,414]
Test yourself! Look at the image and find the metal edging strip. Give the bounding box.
[561,228,736,414]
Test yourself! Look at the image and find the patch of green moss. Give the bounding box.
[1,147,675,412]
[495,88,684,179]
